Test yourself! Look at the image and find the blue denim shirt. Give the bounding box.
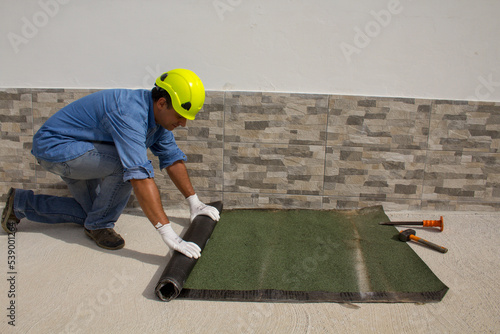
[31,89,187,181]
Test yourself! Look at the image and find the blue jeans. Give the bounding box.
[14,143,132,230]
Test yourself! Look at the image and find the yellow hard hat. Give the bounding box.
[155,69,205,120]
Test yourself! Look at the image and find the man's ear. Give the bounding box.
[157,97,167,109]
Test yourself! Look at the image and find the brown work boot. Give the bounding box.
[2,188,20,234]
[85,228,125,250]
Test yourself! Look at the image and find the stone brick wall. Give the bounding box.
[1,89,499,212]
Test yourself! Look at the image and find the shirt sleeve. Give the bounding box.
[102,109,155,182]
[149,129,187,170]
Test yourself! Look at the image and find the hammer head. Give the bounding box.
[399,229,416,242]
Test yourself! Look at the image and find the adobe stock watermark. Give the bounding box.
[213,0,243,21]
[468,73,500,101]
[7,0,72,54]
[340,0,409,63]
[235,235,338,333]
[6,226,18,327]
[142,64,162,87]
[62,268,135,334]
[236,303,274,334]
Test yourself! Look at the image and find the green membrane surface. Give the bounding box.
[182,206,447,302]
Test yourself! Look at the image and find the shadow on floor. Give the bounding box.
[14,214,191,302]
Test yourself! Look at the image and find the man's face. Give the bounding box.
[154,98,187,131]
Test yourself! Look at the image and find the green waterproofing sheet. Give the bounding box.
[176,206,448,303]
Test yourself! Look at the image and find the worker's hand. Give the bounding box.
[187,194,220,222]
[156,223,201,259]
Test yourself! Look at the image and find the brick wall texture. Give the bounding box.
[1,89,499,211]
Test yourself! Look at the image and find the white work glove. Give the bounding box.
[156,223,201,259]
[187,194,220,222]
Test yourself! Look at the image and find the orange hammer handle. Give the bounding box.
[423,216,444,231]
[409,235,448,253]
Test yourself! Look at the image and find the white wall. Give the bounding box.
[1,0,499,101]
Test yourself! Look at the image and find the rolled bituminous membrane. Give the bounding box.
[155,201,223,301]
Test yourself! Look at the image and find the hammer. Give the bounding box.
[398,229,448,253]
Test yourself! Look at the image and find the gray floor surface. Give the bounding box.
[1,207,499,333]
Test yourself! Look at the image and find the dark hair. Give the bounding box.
[151,86,173,108]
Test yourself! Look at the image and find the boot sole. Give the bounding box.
[2,188,18,234]
[84,228,125,250]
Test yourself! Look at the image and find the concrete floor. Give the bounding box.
[1,207,499,334]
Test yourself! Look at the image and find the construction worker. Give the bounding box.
[1,69,219,258]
